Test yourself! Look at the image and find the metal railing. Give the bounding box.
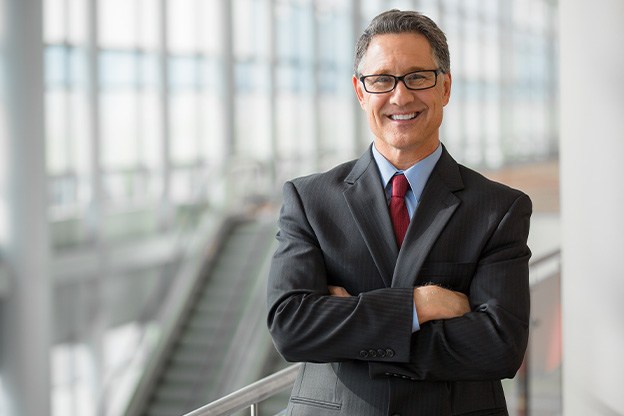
[184,249,561,416]
[183,363,302,416]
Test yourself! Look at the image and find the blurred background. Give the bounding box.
[0,0,621,415]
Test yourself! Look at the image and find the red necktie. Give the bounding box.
[390,174,410,248]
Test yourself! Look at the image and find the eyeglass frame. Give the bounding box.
[358,69,443,94]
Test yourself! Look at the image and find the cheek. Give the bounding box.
[366,98,386,119]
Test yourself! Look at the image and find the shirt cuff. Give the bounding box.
[412,301,421,332]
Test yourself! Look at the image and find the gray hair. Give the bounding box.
[354,9,450,76]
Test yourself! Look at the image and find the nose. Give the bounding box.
[389,80,416,106]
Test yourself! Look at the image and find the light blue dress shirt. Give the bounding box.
[371,143,443,332]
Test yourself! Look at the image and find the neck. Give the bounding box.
[375,140,440,170]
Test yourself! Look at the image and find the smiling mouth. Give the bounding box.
[389,112,420,121]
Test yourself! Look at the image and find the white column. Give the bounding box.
[0,0,51,415]
[158,0,173,230]
[560,0,624,414]
[219,0,235,158]
[350,0,364,153]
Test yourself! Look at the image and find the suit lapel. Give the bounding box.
[391,148,464,288]
[343,148,397,287]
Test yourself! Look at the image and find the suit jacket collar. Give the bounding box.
[343,147,398,287]
[343,144,464,288]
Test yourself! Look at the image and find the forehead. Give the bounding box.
[361,32,436,73]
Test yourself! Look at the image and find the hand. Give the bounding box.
[413,285,470,324]
[328,285,351,297]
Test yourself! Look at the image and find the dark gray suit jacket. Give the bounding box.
[267,145,532,415]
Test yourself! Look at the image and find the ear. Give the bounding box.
[442,72,452,106]
[352,74,367,110]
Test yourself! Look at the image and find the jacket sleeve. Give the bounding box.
[266,181,414,364]
[369,193,532,381]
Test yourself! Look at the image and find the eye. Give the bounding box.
[404,71,437,89]
[405,73,428,83]
[370,75,394,85]
[362,74,397,92]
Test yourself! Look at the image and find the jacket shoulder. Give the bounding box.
[289,158,360,192]
[458,164,528,197]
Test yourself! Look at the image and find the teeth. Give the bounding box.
[390,113,418,120]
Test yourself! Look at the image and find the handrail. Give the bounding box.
[0,257,10,298]
[528,248,560,268]
[183,248,561,416]
[183,363,302,416]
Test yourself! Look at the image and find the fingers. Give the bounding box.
[328,285,351,297]
[414,285,470,324]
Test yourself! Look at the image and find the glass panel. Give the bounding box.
[419,0,441,22]
[464,81,483,165]
[361,0,386,23]
[170,168,195,202]
[233,0,255,58]
[197,0,224,54]
[99,0,138,48]
[51,344,97,416]
[170,92,199,164]
[387,0,413,9]
[45,44,91,217]
[463,0,480,17]
[483,23,499,80]
[482,0,498,20]
[100,91,139,169]
[44,0,65,43]
[444,0,461,14]
[198,57,220,91]
[140,89,162,169]
[484,85,502,167]
[444,12,463,77]
[51,345,74,416]
[169,0,197,53]
[441,81,464,155]
[46,90,71,173]
[45,46,69,87]
[464,20,480,79]
[169,56,199,90]
[99,51,139,87]
[316,8,352,75]
[198,94,226,163]
[138,0,160,50]
[318,95,354,165]
[236,93,271,159]
[43,0,87,44]
[67,0,87,44]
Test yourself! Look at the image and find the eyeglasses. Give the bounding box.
[359,69,442,94]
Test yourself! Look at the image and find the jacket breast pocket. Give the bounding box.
[288,362,342,414]
[418,262,476,292]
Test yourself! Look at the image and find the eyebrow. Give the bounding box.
[365,66,434,75]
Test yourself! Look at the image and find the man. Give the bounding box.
[267,9,531,416]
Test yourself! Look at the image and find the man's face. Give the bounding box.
[352,32,451,166]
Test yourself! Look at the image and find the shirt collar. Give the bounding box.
[372,143,443,202]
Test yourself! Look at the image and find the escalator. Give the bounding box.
[127,217,279,416]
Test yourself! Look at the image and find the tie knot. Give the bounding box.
[391,174,409,198]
